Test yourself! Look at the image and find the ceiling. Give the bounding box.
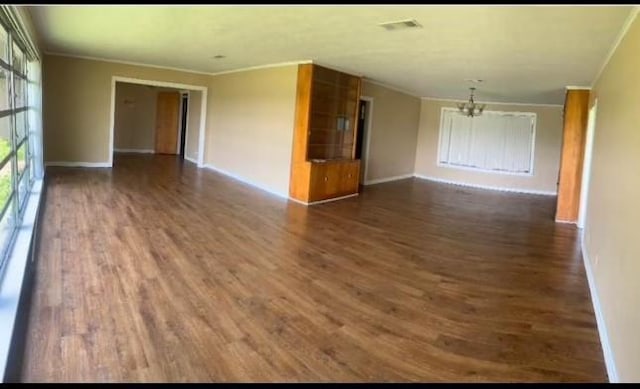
[27,5,633,104]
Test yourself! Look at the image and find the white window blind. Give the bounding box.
[438,108,536,175]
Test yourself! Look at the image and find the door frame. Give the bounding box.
[578,99,598,229]
[109,76,208,167]
[177,91,190,157]
[359,96,374,184]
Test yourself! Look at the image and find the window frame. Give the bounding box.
[0,18,33,274]
[436,107,537,177]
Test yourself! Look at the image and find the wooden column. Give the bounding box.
[555,89,590,223]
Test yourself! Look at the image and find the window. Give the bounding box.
[437,108,536,175]
[0,19,37,272]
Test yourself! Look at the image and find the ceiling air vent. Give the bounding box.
[379,19,422,31]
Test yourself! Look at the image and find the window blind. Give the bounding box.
[438,108,536,175]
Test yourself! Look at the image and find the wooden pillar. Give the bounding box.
[556,89,590,223]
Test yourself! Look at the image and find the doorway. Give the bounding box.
[178,93,189,159]
[355,97,373,184]
[108,76,208,168]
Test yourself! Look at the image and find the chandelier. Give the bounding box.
[457,87,485,117]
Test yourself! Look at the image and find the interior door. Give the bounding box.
[154,91,180,154]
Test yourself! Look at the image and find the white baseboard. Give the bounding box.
[113,148,155,154]
[413,174,557,196]
[202,164,288,200]
[184,155,198,164]
[45,161,111,168]
[364,173,414,185]
[290,193,359,206]
[581,239,618,383]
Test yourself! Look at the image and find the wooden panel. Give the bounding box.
[556,89,590,222]
[154,92,181,155]
[289,63,362,203]
[308,160,360,202]
[289,64,314,201]
[24,153,607,382]
[340,161,360,194]
[308,162,335,202]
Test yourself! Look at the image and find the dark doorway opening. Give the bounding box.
[355,99,367,160]
[179,93,189,159]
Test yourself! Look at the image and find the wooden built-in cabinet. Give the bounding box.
[290,64,362,204]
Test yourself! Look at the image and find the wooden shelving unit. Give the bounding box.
[289,64,362,204]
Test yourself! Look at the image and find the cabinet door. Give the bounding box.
[323,163,343,198]
[309,163,345,202]
[309,163,332,201]
[340,162,360,195]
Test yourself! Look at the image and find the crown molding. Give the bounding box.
[208,60,312,76]
[565,86,592,90]
[312,61,363,78]
[44,51,312,77]
[44,51,216,75]
[420,96,563,108]
[591,6,640,89]
[361,78,421,98]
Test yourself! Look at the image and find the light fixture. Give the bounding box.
[378,19,422,31]
[457,87,485,117]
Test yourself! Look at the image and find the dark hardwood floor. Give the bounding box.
[21,154,606,382]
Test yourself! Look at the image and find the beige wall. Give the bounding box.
[584,11,640,383]
[42,54,209,163]
[185,90,201,161]
[114,82,157,151]
[114,84,202,157]
[205,65,298,197]
[414,99,564,193]
[43,54,296,196]
[360,81,421,182]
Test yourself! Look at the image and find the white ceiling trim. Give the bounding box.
[44,50,313,78]
[313,61,364,78]
[590,6,640,88]
[208,60,312,76]
[421,96,563,108]
[44,50,215,75]
[363,78,421,98]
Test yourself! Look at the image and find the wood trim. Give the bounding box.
[556,89,590,222]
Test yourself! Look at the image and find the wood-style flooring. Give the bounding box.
[21,154,606,382]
